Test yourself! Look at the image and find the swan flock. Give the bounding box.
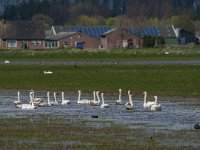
[14,90,161,111]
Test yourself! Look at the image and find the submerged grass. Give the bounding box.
[0,117,199,150]
[0,64,199,97]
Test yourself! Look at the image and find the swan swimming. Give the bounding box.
[100,93,109,109]
[61,92,71,105]
[143,91,155,108]
[30,90,43,105]
[150,96,161,111]
[116,89,123,105]
[16,92,36,110]
[14,91,21,105]
[77,90,91,104]
[125,90,131,106]
[38,92,51,107]
[90,91,100,106]
[125,94,134,110]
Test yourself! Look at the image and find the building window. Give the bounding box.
[6,40,17,48]
[32,40,36,45]
[37,40,41,45]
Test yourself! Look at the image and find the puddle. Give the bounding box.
[0,90,199,131]
[1,90,200,148]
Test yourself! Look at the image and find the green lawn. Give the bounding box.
[0,64,199,97]
[0,47,200,61]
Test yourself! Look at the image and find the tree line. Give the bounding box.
[1,0,200,32]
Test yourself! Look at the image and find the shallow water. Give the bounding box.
[0,90,199,132]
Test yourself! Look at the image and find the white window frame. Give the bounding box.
[6,40,17,48]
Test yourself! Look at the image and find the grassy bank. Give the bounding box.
[0,117,199,150]
[0,47,200,61]
[0,64,199,97]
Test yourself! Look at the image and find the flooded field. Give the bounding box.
[0,90,200,149]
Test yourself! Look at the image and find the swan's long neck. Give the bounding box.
[61,92,64,102]
[119,89,122,101]
[154,96,158,104]
[93,91,96,101]
[32,92,35,100]
[144,92,147,104]
[54,92,58,103]
[101,93,105,104]
[78,91,81,102]
[29,92,34,106]
[47,92,50,105]
[96,92,100,103]
[17,91,20,102]
[129,94,133,106]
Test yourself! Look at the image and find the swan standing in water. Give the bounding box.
[77,90,91,104]
[150,96,161,111]
[125,94,134,110]
[116,89,123,105]
[16,92,36,110]
[143,91,155,108]
[14,91,21,105]
[90,91,101,106]
[100,93,109,109]
[61,92,71,105]
[38,92,51,107]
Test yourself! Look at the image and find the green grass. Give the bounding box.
[0,117,199,150]
[1,47,200,61]
[0,64,199,97]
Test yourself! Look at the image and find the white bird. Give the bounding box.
[100,93,109,109]
[61,92,71,105]
[38,92,51,107]
[90,91,101,106]
[14,91,21,105]
[51,92,59,106]
[125,94,134,110]
[77,90,91,104]
[43,71,53,74]
[143,91,155,108]
[30,90,43,105]
[116,89,123,105]
[16,92,36,110]
[125,90,131,106]
[150,96,161,111]
[4,60,10,64]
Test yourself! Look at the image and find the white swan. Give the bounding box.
[31,90,43,105]
[100,93,109,109]
[61,92,71,105]
[4,60,10,64]
[38,92,51,107]
[44,71,53,74]
[16,92,36,110]
[125,94,134,110]
[116,89,123,105]
[125,90,131,106]
[143,91,155,108]
[77,90,91,104]
[14,91,21,105]
[51,92,59,106]
[90,91,100,106]
[150,96,161,111]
